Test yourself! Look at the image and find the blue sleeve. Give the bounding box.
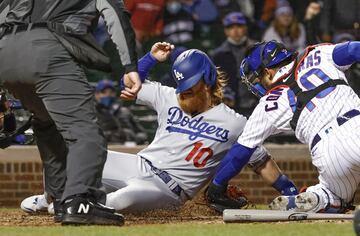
[119,52,158,90]
[213,142,256,186]
[332,41,360,66]
[137,52,158,82]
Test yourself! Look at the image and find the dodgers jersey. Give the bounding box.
[238,44,360,148]
[136,81,268,198]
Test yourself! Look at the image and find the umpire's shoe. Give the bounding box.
[61,195,124,226]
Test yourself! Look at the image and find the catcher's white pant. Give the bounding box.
[102,151,188,213]
[307,115,360,211]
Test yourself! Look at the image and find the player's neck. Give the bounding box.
[192,101,216,116]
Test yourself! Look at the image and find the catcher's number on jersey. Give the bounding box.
[185,141,213,168]
[265,68,335,112]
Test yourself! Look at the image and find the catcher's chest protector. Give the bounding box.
[268,45,349,130]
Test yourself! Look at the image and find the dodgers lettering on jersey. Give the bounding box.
[166,107,229,143]
[239,44,360,149]
[135,81,268,198]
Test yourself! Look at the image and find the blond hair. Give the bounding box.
[211,68,228,105]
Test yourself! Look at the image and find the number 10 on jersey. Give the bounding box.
[185,142,213,168]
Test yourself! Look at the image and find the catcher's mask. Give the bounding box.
[0,90,32,149]
[0,91,16,133]
[239,40,296,98]
[172,49,217,94]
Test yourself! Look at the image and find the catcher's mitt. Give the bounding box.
[206,183,250,213]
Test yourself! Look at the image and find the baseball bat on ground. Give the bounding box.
[223,209,354,222]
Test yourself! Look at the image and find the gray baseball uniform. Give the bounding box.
[102,80,269,213]
[0,0,137,203]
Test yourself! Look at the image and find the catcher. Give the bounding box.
[20,42,298,216]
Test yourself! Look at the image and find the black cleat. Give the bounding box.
[61,195,124,226]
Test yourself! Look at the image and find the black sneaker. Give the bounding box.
[61,195,124,226]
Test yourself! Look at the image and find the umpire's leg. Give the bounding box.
[0,28,120,224]
[1,28,108,202]
[4,83,68,201]
[35,41,108,203]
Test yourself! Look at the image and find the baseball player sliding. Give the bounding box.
[21,42,298,215]
[207,40,360,213]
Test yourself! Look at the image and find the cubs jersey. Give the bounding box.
[238,44,360,148]
[136,81,268,198]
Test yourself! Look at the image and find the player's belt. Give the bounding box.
[310,109,360,150]
[143,159,183,197]
[1,22,74,36]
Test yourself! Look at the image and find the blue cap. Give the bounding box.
[172,49,217,94]
[223,12,247,27]
[95,79,115,92]
[170,46,188,63]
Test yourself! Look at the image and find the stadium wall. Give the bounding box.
[0,144,358,207]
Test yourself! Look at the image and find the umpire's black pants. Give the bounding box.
[0,28,107,203]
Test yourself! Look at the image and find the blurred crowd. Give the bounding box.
[93,0,359,144]
[16,0,360,145]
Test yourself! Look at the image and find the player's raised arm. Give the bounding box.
[332,41,360,67]
[137,42,175,82]
[120,42,175,100]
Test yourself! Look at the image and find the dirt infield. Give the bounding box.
[0,199,353,227]
[0,199,224,226]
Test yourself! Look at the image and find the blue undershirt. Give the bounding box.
[332,41,360,66]
[213,142,255,186]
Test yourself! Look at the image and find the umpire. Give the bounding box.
[0,0,141,226]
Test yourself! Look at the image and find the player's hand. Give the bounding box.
[120,71,142,100]
[305,2,321,20]
[206,182,248,213]
[150,42,175,62]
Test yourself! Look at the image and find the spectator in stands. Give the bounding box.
[212,12,258,117]
[212,0,255,46]
[254,0,276,31]
[286,0,312,24]
[303,1,322,45]
[262,5,306,52]
[181,0,218,49]
[181,0,218,24]
[162,0,196,45]
[125,0,166,52]
[214,0,254,20]
[319,0,359,42]
[95,80,148,144]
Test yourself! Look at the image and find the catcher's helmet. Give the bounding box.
[240,40,295,97]
[172,49,217,94]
